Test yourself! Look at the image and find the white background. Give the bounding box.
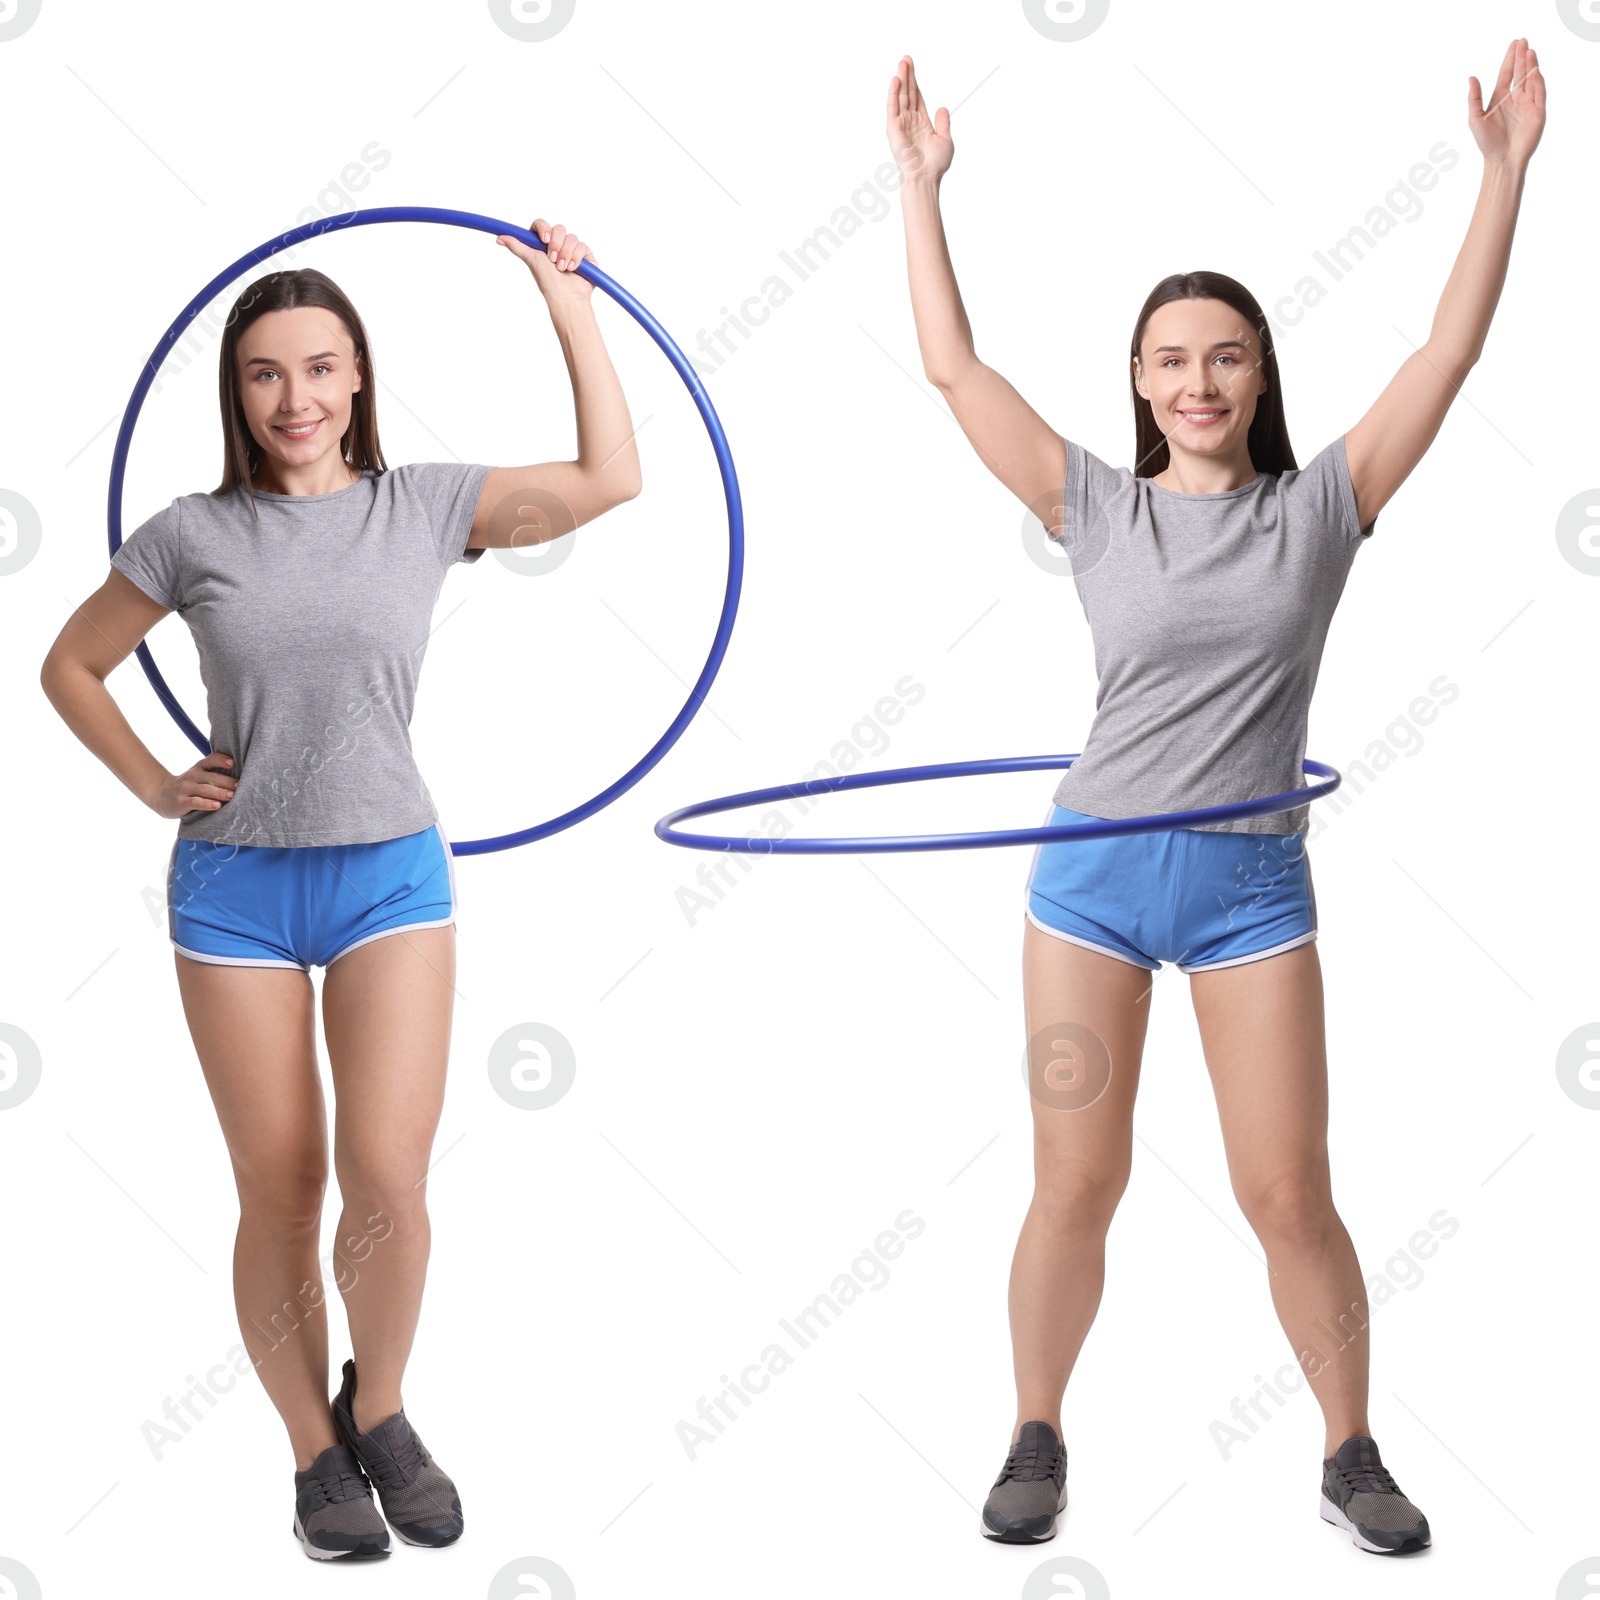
[3,1,1595,1597]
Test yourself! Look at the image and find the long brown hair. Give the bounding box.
[213,268,386,515]
[1128,271,1295,479]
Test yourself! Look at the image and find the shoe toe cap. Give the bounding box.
[982,1506,1057,1541]
[393,1492,464,1546]
[394,1516,464,1546]
[306,1525,390,1557]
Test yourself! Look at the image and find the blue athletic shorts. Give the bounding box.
[166,822,458,972]
[1024,804,1317,974]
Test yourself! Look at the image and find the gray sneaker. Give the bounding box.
[292,1442,390,1560]
[1320,1435,1431,1553]
[980,1420,1068,1542]
[332,1358,464,1547]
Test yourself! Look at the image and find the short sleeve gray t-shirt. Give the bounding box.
[1048,434,1374,835]
[112,461,494,848]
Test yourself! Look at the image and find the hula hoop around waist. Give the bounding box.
[654,755,1341,855]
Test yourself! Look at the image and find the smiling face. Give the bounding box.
[235,306,363,486]
[1132,297,1268,460]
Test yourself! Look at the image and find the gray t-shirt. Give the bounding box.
[1049,433,1374,834]
[112,462,494,848]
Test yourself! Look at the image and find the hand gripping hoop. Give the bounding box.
[108,205,744,857]
[654,756,1342,855]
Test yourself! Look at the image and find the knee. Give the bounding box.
[333,1158,428,1239]
[1236,1173,1337,1251]
[1032,1165,1130,1233]
[235,1155,327,1233]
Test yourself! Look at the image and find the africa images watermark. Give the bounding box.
[1266,142,1461,336]
[685,159,908,383]
[675,1208,925,1461]
[146,142,393,400]
[140,1209,393,1461]
[1208,1206,1459,1461]
[672,673,927,926]
[151,640,438,927]
[151,670,414,926]
[1303,673,1459,844]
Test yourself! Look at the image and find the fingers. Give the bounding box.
[195,754,237,806]
[1489,38,1516,107]
[551,233,588,271]
[531,217,569,258]
[899,54,945,137]
[180,781,229,810]
[528,218,590,271]
[889,53,917,122]
[531,218,568,258]
[1520,40,1541,102]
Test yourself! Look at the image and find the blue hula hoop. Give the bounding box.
[108,205,744,857]
[654,755,1342,854]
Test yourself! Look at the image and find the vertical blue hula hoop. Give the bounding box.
[108,206,743,857]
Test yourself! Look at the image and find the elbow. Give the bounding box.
[39,650,70,710]
[1424,340,1478,387]
[585,454,641,510]
[607,463,643,507]
[925,354,979,395]
[924,339,982,392]
[571,467,641,531]
[41,648,103,701]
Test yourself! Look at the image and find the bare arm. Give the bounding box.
[1344,38,1545,531]
[39,571,237,818]
[471,220,644,552]
[888,57,1067,526]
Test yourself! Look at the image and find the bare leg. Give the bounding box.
[1188,942,1370,1456]
[321,924,455,1435]
[1010,916,1154,1441]
[173,953,338,1470]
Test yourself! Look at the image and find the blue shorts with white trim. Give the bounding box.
[1024,804,1317,975]
[166,822,458,972]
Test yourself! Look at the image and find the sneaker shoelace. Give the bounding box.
[305,1464,371,1508]
[364,1423,426,1492]
[996,1435,1063,1486]
[1333,1460,1402,1496]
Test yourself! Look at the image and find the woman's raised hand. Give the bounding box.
[498,218,596,303]
[149,752,237,819]
[887,55,953,183]
[1469,37,1545,168]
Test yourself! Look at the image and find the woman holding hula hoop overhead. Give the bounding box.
[886,41,1542,1553]
[40,219,642,1559]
